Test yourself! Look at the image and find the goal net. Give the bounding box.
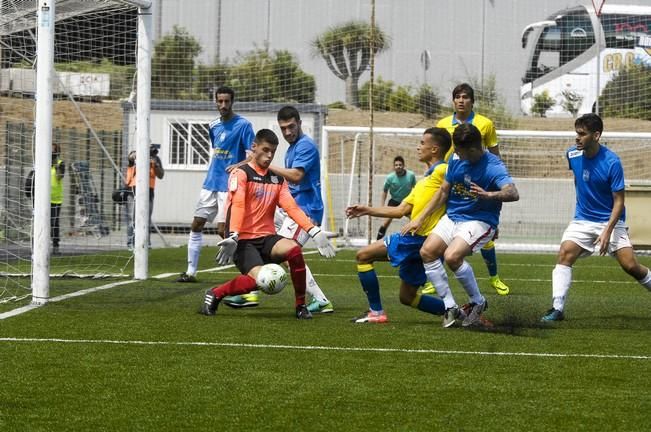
[0,0,139,303]
[322,127,651,250]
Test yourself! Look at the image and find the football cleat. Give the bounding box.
[200,288,221,316]
[295,304,313,320]
[307,298,334,314]
[351,310,388,324]
[462,300,488,327]
[223,291,260,308]
[421,281,437,295]
[176,272,198,283]
[442,305,465,328]
[541,308,565,322]
[489,275,510,295]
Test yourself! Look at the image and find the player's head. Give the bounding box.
[252,129,279,169]
[420,127,451,163]
[574,113,603,150]
[452,83,474,116]
[393,156,405,175]
[277,105,302,145]
[575,113,603,135]
[453,123,483,162]
[214,86,235,119]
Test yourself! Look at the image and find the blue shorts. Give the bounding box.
[384,232,427,287]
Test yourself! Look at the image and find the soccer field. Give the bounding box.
[1,248,650,431]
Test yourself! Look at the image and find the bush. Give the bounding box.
[532,90,554,117]
[415,84,441,119]
[467,75,517,128]
[600,64,651,120]
[388,86,415,112]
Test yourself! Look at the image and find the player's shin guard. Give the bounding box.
[211,275,257,298]
[286,246,307,307]
[410,292,445,315]
[357,263,383,312]
[638,269,651,290]
[186,231,202,275]
[552,264,572,311]
[305,264,328,302]
[480,241,498,277]
[423,259,456,309]
[454,260,484,305]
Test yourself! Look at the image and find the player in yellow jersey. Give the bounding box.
[345,128,451,323]
[435,83,510,296]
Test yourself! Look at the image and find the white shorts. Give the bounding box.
[275,208,310,246]
[193,189,227,224]
[432,214,495,253]
[561,219,632,257]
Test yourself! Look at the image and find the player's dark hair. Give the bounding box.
[214,86,235,102]
[394,155,405,164]
[424,127,452,156]
[575,113,603,134]
[277,105,301,122]
[452,83,474,103]
[452,123,482,150]
[255,128,279,146]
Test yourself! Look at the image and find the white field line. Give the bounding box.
[0,337,649,361]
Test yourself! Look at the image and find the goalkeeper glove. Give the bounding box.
[216,233,238,265]
[308,227,336,258]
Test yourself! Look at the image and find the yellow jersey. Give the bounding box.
[436,111,497,161]
[402,161,447,236]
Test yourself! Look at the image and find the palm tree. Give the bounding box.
[311,21,390,107]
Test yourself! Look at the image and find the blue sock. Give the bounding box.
[481,245,498,277]
[357,264,383,312]
[412,293,445,315]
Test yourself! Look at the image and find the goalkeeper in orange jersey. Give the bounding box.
[199,129,336,319]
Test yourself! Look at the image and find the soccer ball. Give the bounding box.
[256,263,288,295]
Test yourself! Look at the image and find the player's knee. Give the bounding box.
[356,247,372,264]
[420,246,436,263]
[443,251,463,270]
[398,290,415,306]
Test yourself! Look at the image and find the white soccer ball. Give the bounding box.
[256,263,288,295]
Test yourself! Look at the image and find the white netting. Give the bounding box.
[1,0,138,302]
[322,127,651,249]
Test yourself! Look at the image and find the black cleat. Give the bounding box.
[177,272,198,283]
[200,289,220,316]
[295,304,313,320]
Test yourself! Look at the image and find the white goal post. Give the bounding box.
[321,125,651,251]
[16,0,154,304]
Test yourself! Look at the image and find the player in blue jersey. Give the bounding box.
[223,106,335,313]
[177,86,255,283]
[346,128,451,324]
[541,114,651,321]
[402,123,519,327]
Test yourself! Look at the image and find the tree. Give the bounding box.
[532,90,554,118]
[152,26,202,99]
[561,89,583,117]
[227,48,315,103]
[311,21,390,107]
[600,64,651,120]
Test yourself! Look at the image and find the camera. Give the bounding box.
[150,143,160,157]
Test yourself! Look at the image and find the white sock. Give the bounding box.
[186,231,203,276]
[638,269,651,290]
[424,259,456,309]
[454,261,485,305]
[552,264,572,311]
[305,264,328,302]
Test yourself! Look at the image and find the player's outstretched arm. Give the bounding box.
[346,202,412,220]
[400,181,449,235]
[471,182,519,202]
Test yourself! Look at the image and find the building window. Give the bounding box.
[168,121,211,168]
